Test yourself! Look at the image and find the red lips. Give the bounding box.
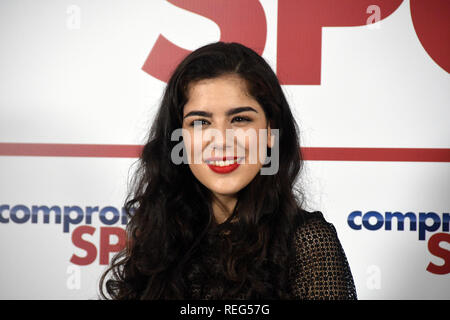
[207,162,240,174]
[205,156,242,174]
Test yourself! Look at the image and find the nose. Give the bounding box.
[208,121,234,153]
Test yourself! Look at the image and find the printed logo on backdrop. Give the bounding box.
[143,0,449,85]
[348,210,450,275]
[0,204,127,266]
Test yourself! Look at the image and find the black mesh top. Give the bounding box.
[288,211,357,299]
[186,210,357,300]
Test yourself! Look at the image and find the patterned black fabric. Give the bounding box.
[288,211,357,299]
[186,210,357,300]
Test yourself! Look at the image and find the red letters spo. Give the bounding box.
[142,0,449,85]
[70,226,126,266]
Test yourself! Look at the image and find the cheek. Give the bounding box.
[235,128,268,164]
[182,129,205,164]
[188,163,207,179]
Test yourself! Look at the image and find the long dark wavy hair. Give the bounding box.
[99,41,308,299]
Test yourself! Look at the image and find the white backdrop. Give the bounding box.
[0,0,449,299]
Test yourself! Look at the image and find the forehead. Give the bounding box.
[184,74,258,113]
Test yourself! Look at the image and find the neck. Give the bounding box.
[211,193,238,224]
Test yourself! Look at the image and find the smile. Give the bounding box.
[205,157,244,174]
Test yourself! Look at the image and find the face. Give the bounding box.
[181,74,273,199]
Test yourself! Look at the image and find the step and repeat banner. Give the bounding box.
[0,0,449,299]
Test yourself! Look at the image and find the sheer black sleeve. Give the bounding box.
[289,212,357,300]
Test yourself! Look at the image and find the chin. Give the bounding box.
[209,187,242,197]
[208,174,257,195]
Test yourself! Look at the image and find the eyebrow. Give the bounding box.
[183,106,258,119]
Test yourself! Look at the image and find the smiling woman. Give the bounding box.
[99,41,357,300]
[181,74,275,224]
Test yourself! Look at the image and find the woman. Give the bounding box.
[99,41,357,300]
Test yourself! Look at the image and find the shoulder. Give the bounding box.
[289,208,358,299]
[292,208,342,257]
[294,209,335,234]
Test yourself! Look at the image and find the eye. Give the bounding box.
[232,116,251,123]
[189,119,210,127]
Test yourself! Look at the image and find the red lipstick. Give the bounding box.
[205,156,243,174]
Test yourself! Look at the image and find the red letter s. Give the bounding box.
[70,226,97,266]
[142,0,267,82]
[426,232,450,275]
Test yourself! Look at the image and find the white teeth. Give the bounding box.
[206,158,242,166]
